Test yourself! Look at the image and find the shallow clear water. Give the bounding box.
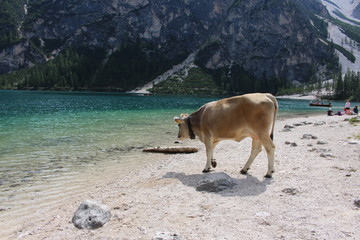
[0,90,358,237]
[0,91,217,191]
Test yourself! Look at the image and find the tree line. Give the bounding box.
[0,48,105,90]
[334,70,360,100]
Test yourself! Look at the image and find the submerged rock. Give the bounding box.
[72,200,111,229]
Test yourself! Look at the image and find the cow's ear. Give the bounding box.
[174,117,185,124]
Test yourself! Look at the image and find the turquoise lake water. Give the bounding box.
[0,90,358,237]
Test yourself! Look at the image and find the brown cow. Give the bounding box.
[174,93,278,178]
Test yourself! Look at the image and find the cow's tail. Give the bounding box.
[266,93,278,140]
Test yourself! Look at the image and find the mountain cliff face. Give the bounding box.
[354,3,360,19]
[0,0,356,92]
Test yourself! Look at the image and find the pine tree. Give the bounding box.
[343,69,351,98]
[335,72,344,99]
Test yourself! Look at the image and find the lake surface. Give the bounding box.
[0,90,358,237]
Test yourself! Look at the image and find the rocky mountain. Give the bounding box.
[319,0,360,75]
[320,0,360,21]
[0,0,359,93]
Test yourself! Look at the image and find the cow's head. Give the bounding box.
[174,114,195,139]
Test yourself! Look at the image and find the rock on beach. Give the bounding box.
[152,232,184,240]
[195,172,237,193]
[72,200,111,229]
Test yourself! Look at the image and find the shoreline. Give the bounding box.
[5,114,360,239]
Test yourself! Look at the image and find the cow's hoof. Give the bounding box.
[264,174,272,178]
[202,168,210,173]
[211,160,217,168]
[240,169,248,175]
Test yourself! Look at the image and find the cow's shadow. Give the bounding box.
[163,171,271,197]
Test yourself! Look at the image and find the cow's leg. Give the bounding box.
[240,138,262,175]
[211,141,219,168]
[261,137,276,178]
[203,139,215,173]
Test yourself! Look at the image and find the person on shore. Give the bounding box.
[327,107,334,116]
[345,99,351,110]
[335,111,342,116]
[353,105,358,115]
[344,99,351,114]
